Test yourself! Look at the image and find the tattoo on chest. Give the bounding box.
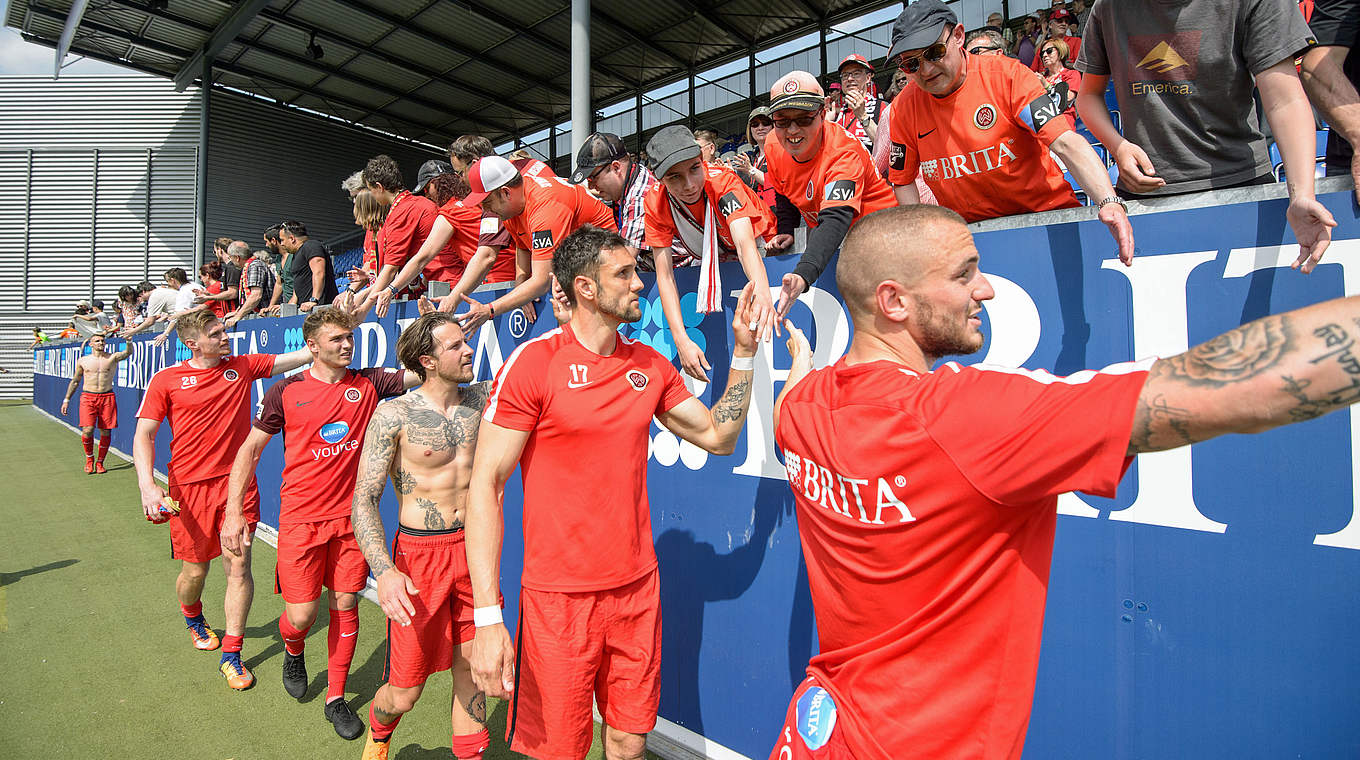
[400,384,489,451]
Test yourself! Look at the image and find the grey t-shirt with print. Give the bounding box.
[1075,0,1315,194]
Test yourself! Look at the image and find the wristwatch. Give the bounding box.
[1096,196,1129,214]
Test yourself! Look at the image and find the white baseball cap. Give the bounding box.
[462,155,520,207]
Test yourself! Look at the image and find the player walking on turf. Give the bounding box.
[61,332,133,474]
[351,311,496,760]
[134,309,312,690]
[224,307,415,737]
[769,204,1360,760]
[467,226,761,760]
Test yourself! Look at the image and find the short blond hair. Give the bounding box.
[177,309,219,340]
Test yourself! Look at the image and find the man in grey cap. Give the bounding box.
[572,132,658,264]
[411,158,453,198]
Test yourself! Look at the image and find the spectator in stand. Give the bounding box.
[28,326,50,350]
[198,240,242,312]
[831,54,886,152]
[263,224,293,308]
[117,285,141,329]
[573,132,658,264]
[1300,0,1360,202]
[642,125,778,380]
[448,134,555,179]
[984,12,1016,51]
[694,129,721,164]
[1070,0,1090,36]
[71,299,114,336]
[223,246,276,327]
[734,106,778,214]
[365,166,475,319]
[357,155,440,314]
[886,0,1132,264]
[254,249,284,314]
[199,261,228,318]
[341,170,380,284]
[825,82,843,118]
[966,28,1008,57]
[1031,9,1082,72]
[458,155,615,331]
[1016,13,1044,66]
[414,160,469,288]
[343,191,385,295]
[1039,38,1082,131]
[1075,0,1335,272]
[764,71,898,319]
[125,268,188,336]
[279,221,338,311]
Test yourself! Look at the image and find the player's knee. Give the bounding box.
[221,554,252,580]
[285,604,318,629]
[386,685,423,713]
[80,426,94,436]
[603,727,647,760]
[330,591,359,611]
[99,428,112,437]
[180,561,210,582]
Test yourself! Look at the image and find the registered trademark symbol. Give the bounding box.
[895,476,906,488]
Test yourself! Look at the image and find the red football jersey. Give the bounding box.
[438,198,517,284]
[763,120,898,229]
[378,190,440,292]
[137,354,277,484]
[503,175,617,262]
[643,163,775,254]
[253,367,407,524]
[484,325,692,592]
[775,358,1151,760]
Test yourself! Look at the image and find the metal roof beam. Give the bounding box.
[589,7,695,68]
[451,1,643,88]
[668,0,751,47]
[53,0,91,78]
[172,0,272,91]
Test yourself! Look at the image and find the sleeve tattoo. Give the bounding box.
[352,405,402,575]
[712,373,753,425]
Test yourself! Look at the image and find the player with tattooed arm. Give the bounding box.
[466,226,763,760]
[224,307,417,738]
[350,311,495,760]
[768,204,1360,760]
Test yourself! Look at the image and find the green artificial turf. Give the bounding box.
[0,404,657,760]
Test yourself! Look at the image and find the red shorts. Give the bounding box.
[384,526,477,689]
[274,516,369,603]
[509,569,661,760]
[768,676,854,760]
[79,391,117,429]
[167,474,260,563]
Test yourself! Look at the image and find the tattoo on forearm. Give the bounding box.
[352,411,401,576]
[1277,321,1360,420]
[1158,316,1291,386]
[393,469,416,494]
[713,375,752,424]
[465,692,487,724]
[415,497,447,530]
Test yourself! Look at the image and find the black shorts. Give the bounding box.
[1310,0,1360,47]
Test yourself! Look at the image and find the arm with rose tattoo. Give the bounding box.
[1128,296,1360,454]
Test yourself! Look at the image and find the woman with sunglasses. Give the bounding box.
[734,105,778,214]
[1039,38,1081,131]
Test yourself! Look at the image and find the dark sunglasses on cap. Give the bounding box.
[897,25,953,73]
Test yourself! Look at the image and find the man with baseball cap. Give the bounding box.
[764,70,898,322]
[1030,7,1081,72]
[573,132,659,264]
[885,0,1133,263]
[457,155,615,332]
[832,53,886,151]
[642,124,778,380]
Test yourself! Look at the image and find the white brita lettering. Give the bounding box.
[874,478,915,524]
[789,448,914,524]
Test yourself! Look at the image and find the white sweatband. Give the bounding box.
[473,605,503,627]
[731,355,755,371]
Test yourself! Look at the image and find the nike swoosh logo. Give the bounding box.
[340,631,357,638]
[295,400,312,406]
[917,128,936,139]
[566,381,592,389]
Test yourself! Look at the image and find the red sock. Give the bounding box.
[450,729,489,759]
[81,434,93,458]
[279,616,309,656]
[180,601,203,619]
[221,633,243,654]
[326,607,359,701]
[369,703,401,741]
[97,435,110,463]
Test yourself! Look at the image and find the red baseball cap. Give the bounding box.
[838,53,874,73]
[461,155,519,207]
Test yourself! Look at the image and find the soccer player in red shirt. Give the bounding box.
[456,156,616,333]
[763,71,898,323]
[223,308,414,737]
[769,204,1360,760]
[350,312,497,760]
[133,309,313,690]
[357,155,440,311]
[466,226,763,760]
[884,1,1132,259]
[61,332,133,474]
[643,124,778,380]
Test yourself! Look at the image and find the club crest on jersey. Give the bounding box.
[223,369,240,382]
[531,230,555,250]
[795,686,838,750]
[783,79,800,94]
[626,370,649,391]
[319,421,350,444]
[805,180,815,200]
[718,191,743,218]
[343,388,362,403]
[973,103,997,130]
[824,180,857,202]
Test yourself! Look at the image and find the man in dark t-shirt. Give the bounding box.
[280,220,338,310]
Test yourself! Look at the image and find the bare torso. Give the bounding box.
[79,352,123,393]
[387,382,491,530]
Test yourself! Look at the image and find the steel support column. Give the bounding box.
[571,0,592,162]
[194,60,210,272]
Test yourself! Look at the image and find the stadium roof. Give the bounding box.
[7,0,897,150]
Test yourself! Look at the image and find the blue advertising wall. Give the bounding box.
[32,188,1360,758]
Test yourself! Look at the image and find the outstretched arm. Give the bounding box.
[1128,295,1360,455]
[773,320,812,432]
[222,428,271,555]
[270,347,313,376]
[351,405,419,625]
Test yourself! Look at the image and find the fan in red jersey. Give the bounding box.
[769,204,1360,760]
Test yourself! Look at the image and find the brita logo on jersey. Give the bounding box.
[319,421,349,444]
[919,139,1019,182]
[795,686,837,750]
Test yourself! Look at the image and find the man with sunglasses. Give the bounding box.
[965,28,1008,57]
[885,0,1134,265]
[765,70,899,321]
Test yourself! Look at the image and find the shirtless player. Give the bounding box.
[61,332,133,474]
[351,311,493,760]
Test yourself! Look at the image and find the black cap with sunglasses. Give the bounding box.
[887,0,958,64]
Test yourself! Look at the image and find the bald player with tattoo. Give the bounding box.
[61,332,133,473]
[350,311,493,760]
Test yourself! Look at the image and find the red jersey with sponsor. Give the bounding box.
[504,175,616,262]
[888,54,1079,222]
[438,198,517,284]
[137,354,277,484]
[775,358,1151,760]
[484,325,692,592]
[253,367,407,524]
[363,229,378,274]
[763,120,898,228]
[643,163,775,257]
[512,157,555,179]
[377,191,440,293]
